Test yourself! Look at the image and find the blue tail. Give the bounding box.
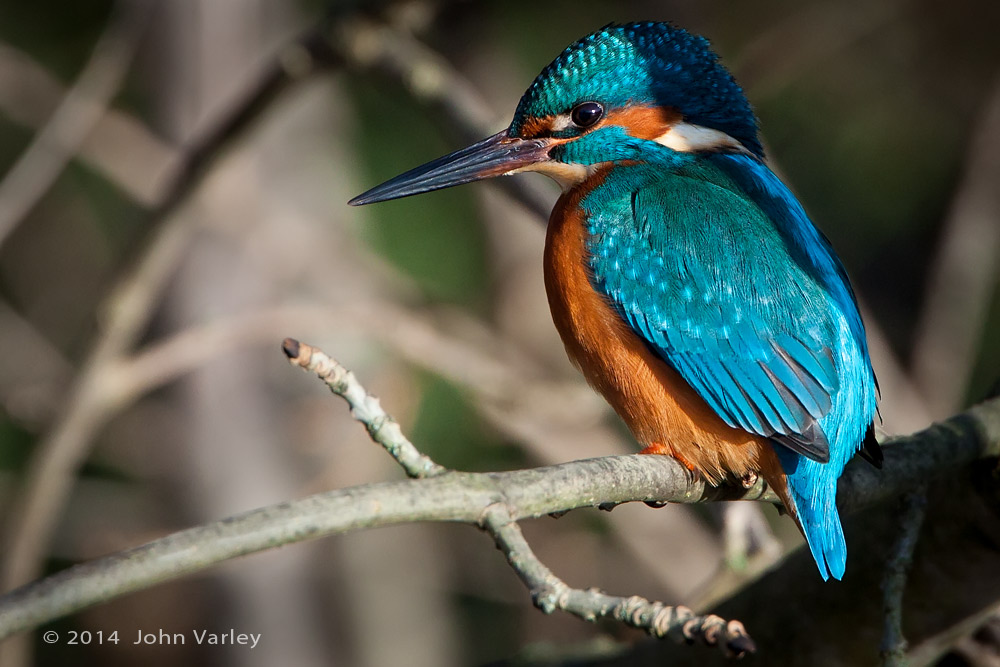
[776,448,847,581]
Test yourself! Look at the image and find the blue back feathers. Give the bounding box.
[511,22,763,157]
[581,152,878,580]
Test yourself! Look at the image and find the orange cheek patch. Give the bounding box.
[603,105,679,140]
[518,115,556,138]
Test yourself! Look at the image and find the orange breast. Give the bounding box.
[542,173,779,484]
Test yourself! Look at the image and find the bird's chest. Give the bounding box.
[542,190,765,480]
[542,179,688,393]
[542,193,640,391]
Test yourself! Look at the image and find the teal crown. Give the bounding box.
[510,22,762,157]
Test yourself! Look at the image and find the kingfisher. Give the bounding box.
[350,21,880,581]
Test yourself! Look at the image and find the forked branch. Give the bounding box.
[0,340,997,655]
[283,338,755,656]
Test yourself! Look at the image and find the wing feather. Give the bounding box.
[588,170,840,462]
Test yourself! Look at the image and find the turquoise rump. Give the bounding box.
[351,21,881,581]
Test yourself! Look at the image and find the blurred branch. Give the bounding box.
[735,0,910,100]
[0,0,154,250]
[690,503,783,612]
[333,15,553,218]
[880,487,928,666]
[0,21,336,603]
[0,343,997,645]
[910,605,1000,666]
[721,503,781,573]
[911,75,1000,417]
[0,302,73,427]
[94,299,590,437]
[0,41,179,205]
[948,621,1000,667]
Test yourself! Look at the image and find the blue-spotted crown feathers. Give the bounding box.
[510,22,763,157]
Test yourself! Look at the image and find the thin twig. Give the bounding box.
[880,487,929,666]
[0,0,154,250]
[283,338,446,479]
[0,345,996,643]
[483,505,756,658]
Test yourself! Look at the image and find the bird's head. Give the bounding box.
[350,21,761,206]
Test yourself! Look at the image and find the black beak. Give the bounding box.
[349,131,549,206]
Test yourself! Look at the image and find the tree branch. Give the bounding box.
[484,505,756,657]
[0,451,740,638]
[0,341,996,648]
[595,452,1000,667]
[284,338,756,655]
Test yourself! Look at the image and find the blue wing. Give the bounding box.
[584,154,851,462]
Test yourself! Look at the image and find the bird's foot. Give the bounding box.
[638,442,672,456]
[739,471,759,489]
[639,442,698,472]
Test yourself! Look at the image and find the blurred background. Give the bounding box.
[0,0,998,665]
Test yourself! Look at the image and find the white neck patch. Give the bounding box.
[653,122,749,154]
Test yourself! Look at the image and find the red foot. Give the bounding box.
[639,442,698,472]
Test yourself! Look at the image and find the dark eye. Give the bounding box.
[570,102,604,128]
